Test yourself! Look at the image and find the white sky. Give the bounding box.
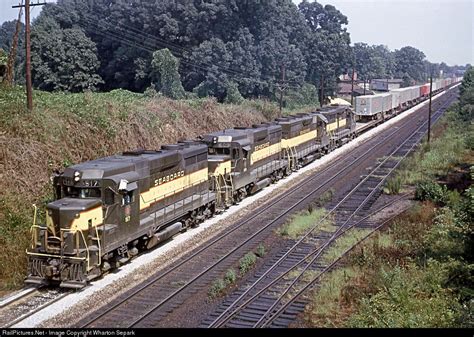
[1,0,472,65]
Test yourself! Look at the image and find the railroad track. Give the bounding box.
[0,287,70,328]
[76,87,457,328]
[201,91,456,328]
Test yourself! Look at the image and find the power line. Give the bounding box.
[77,13,301,87]
[78,16,302,90]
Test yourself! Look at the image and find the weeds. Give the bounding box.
[384,175,402,195]
[279,208,332,239]
[208,244,267,299]
[256,244,266,258]
[239,252,257,276]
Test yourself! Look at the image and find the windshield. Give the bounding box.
[209,147,230,155]
[65,187,101,198]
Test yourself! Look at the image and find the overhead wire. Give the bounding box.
[76,13,302,89]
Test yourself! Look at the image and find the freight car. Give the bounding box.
[354,93,393,120]
[25,78,460,288]
[354,77,459,119]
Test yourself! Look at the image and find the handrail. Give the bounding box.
[95,225,102,267]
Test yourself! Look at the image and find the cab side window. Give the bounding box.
[122,191,134,206]
[105,189,115,205]
[232,149,239,159]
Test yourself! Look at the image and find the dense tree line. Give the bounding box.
[0,0,469,101]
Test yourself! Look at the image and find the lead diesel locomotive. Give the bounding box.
[30,93,450,287]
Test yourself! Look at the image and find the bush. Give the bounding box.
[256,243,266,258]
[208,278,226,298]
[384,176,402,195]
[224,268,237,285]
[348,262,461,328]
[239,252,257,275]
[415,181,448,204]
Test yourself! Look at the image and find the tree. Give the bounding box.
[394,46,426,83]
[298,0,351,102]
[0,20,25,84]
[224,81,244,104]
[0,49,7,80]
[31,16,103,92]
[151,48,185,99]
[459,66,474,121]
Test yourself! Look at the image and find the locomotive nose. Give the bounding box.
[46,197,103,231]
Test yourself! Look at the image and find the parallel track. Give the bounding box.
[0,288,70,328]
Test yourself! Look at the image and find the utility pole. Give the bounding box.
[350,67,355,105]
[428,74,433,144]
[320,74,325,107]
[12,1,47,111]
[278,65,286,118]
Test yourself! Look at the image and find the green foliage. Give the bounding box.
[393,46,426,83]
[459,67,474,121]
[256,243,266,258]
[310,267,358,321]
[224,268,237,285]
[31,17,103,92]
[279,208,331,239]
[0,48,6,80]
[239,252,257,276]
[151,48,185,99]
[208,278,226,299]
[422,207,466,259]
[349,262,460,328]
[384,175,402,195]
[284,83,320,109]
[322,228,372,264]
[224,81,244,104]
[28,0,351,101]
[415,181,448,204]
[208,268,237,299]
[0,48,7,66]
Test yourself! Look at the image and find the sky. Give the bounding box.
[1,0,472,65]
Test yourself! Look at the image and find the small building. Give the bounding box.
[370,79,403,91]
[337,82,374,97]
[339,71,358,82]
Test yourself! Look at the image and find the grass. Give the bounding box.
[304,107,473,328]
[279,208,334,239]
[208,244,266,299]
[321,228,372,264]
[308,267,359,325]
[0,85,279,291]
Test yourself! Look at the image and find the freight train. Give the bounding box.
[354,78,461,120]
[25,77,462,288]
